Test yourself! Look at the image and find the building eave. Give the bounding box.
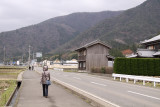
[75,39,111,51]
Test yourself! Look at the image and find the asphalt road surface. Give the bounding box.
[36,67,160,107]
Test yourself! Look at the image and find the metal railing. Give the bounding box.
[112,73,160,87]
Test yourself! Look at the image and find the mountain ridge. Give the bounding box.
[0,11,122,61]
[57,0,160,54]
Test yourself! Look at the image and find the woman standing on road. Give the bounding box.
[41,65,50,98]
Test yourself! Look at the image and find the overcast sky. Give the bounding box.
[0,0,146,32]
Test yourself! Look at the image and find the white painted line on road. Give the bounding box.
[73,77,81,80]
[128,91,160,101]
[91,82,106,87]
[52,77,120,107]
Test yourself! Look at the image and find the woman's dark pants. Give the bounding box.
[42,84,48,96]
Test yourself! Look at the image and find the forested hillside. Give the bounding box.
[56,0,160,58]
[0,11,122,61]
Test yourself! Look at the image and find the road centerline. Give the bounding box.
[91,82,107,87]
[128,91,160,101]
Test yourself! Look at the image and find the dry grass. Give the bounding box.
[0,67,25,80]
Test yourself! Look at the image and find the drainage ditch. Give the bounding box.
[5,81,22,107]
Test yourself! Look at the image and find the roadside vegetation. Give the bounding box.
[63,68,78,72]
[91,67,113,74]
[114,58,160,76]
[0,66,26,106]
[0,66,26,80]
[0,80,16,106]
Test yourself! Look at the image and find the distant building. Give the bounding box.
[128,34,160,58]
[63,59,78,66]
[121,49,133,57]
[75,40,113,71]
[42,60,51,66]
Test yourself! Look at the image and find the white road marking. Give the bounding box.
[128,91,160,101]
[73,77,81,80]
[91,82,107,87]
[52,77,120,107]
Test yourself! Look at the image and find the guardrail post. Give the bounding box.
[114,77,116,80]
[120,77,122,81]
[143,80,145,85]
[134,79,136,84]
[154,82,156,87]
[126,78,128,82]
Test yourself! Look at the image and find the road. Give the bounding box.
[35,67,160,107]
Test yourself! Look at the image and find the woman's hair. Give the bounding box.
[43,65,48,71]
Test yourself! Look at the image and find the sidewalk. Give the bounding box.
[17,70,92,107]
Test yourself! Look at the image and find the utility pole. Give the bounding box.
[28,45,31,65]
[22,55,23,64]
[33,53,34,60]
[3,46,6,65]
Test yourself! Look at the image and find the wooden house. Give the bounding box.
[75,40,112,71]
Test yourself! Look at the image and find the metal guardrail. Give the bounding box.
[112,73,160,87]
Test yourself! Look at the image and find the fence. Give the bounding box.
[112,73,160,87]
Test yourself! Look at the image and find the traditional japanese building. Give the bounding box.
[128,34,160,58]
[75,40,113,71]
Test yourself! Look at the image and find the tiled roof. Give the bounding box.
[121,49,133,55]
[141,34,160,44]
[75,39,111,51]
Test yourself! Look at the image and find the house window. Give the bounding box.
[80,62,82,68]
[83,62,86,68]
[148,45,154,49]
[84,50,86,56]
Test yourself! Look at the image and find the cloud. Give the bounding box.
[0,0,146,32]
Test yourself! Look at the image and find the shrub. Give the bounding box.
[91,67,100,73]
[91,67,95,73]
[106,67,113,74]
[101,67,106,74]
[114,58,160,76]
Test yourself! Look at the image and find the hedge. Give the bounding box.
[114,58,160,76]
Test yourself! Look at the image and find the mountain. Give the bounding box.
[1,0,160,61]
[0,11,122,61]
[58,0,160,54]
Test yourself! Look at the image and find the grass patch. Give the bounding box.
[0,66,26,69]
[0,67,25,80]
[0,73,19,75]
[0,80,16,106]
